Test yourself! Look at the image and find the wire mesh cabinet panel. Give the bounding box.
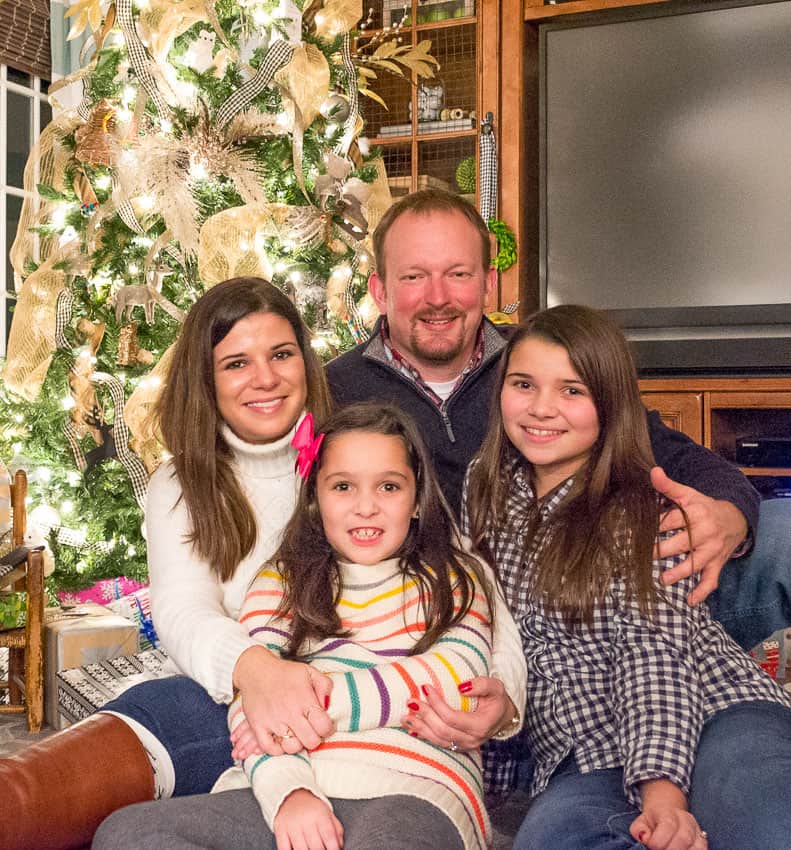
[356,1,483,205]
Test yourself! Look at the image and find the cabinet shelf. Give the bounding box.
[741,468,791,478]
[372,128,478,144]
[639,377,791,500]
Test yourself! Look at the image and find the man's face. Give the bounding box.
[369,209,496,382]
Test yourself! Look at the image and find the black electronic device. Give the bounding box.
[538,0,791,375]
[735,437,791,468]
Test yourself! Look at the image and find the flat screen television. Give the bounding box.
[539,0,791,374]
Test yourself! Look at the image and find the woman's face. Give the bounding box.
[500,335,600,497]
[212,310,307,444]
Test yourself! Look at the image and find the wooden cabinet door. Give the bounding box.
[640,392,703,444]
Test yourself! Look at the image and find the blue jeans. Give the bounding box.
[708,498,791,650]
[102,676,233,796]
[512,701,791,850]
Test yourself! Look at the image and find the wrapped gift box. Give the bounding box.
[45,604,140,729]
[56,648,168,729]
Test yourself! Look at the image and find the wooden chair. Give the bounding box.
[0,469,45,732]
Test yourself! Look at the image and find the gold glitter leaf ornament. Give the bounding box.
[313,0,362,40]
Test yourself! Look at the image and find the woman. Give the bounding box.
[1,277,334,850]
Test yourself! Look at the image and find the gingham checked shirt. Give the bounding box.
[462,458,791,804]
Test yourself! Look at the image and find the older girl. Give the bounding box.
[465,305,791,850]
[2,277,334,850]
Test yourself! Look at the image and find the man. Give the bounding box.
[327,189,757,599]
[326,189,788,777]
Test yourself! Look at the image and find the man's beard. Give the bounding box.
[409,316,466,365]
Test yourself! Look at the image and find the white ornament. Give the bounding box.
[270,0,303,46]
[186,30,217,73]
[409,80,445,122]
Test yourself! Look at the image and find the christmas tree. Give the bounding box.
[0,0,438,598]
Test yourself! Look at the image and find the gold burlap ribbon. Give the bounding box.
[2,252,70,400]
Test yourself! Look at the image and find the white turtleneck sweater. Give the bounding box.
[146,419,301,703]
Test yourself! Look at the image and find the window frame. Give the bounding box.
[1,65,50,355]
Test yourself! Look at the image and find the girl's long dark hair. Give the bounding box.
[157,277,332,582]
[275,402,493,657]
[467,305,661,624]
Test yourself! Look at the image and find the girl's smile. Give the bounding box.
[500,336,600,497]
[316,431,417,565]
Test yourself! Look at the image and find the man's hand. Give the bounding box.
[631,779,707,850]
[400,676,515,751]
[650,467,748,606]
[273,789,344,850]
[232,646,334,757]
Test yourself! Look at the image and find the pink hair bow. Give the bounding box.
[291,413,325,479]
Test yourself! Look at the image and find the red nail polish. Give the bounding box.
[421,685,430,697]
[409,731,418,737]
[458,681,473,694]
[324,695,330,709]
[407,700,419,711]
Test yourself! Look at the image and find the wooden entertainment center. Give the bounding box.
[357,0,791,491]
[639,377,791,498]
[488,0,791,496]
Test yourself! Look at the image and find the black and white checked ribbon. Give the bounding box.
[342,255,370,343]
[64,420,88,470]
[335,33,359,158]
[55,288,75,350]
[115,0,170,120]
[479,111,497,222]
[90,372,150,508]
[55,288,90,468]
[111,176,184,266]
[216,39,296,129]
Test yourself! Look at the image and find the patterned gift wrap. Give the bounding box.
[44,604,141,728]
[107,586,160,651]
[56,648,168,729]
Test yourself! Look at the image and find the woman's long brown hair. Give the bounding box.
[467,305,661,624]
[156,277,332,582]
[274,402,493,657]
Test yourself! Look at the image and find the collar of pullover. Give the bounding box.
[221,413,304,481]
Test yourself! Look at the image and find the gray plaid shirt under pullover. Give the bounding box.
[462,458,791,804]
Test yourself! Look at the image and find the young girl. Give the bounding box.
[464,304,791,850]
[93,402,526,850]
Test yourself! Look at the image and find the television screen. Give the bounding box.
[540,0,791,373]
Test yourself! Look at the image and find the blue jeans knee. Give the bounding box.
[513,757,641,850]
[708,499,791,650]
[690,700,791,850]
[103,676,233,796]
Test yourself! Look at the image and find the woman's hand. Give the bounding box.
[631,779,708,850]
[232,646,334,757]
[400,676,515,751]
[273,789,344,850]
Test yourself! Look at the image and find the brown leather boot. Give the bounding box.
[0,712,155,850]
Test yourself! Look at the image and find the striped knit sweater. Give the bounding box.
[217,556,519,850]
